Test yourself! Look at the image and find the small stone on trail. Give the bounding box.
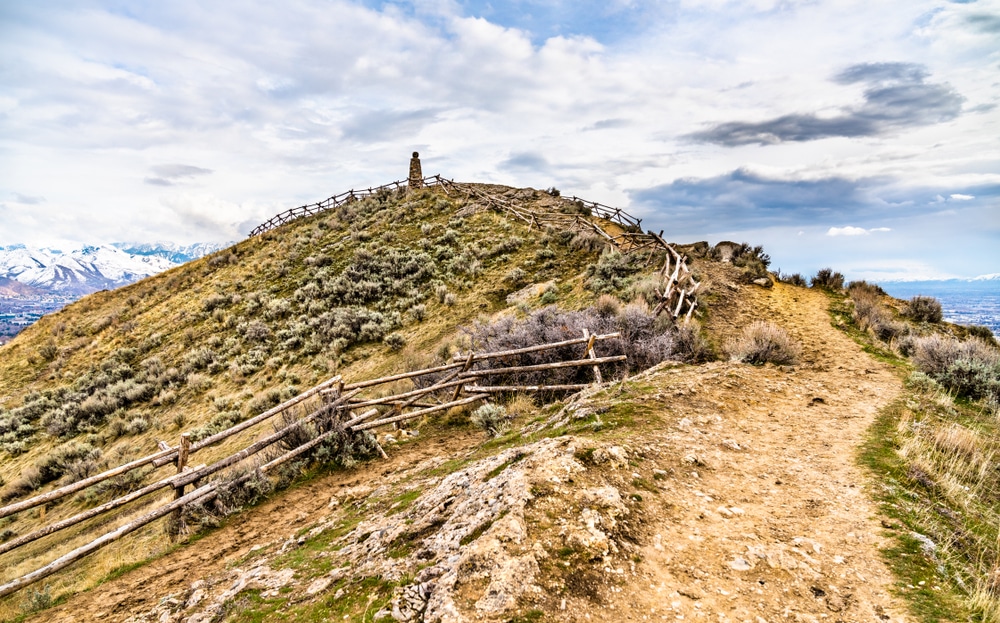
[729,557,752,571]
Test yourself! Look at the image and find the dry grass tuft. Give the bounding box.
[933,423,981,460]
[725,321,800,365]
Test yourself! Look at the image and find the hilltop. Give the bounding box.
[0,181,997,623]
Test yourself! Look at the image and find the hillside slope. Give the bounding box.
[23,281,912,623]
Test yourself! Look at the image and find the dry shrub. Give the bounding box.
[674,321,712,363]
[911,335,1000,401]
[593,294,621,318]
[782,273,807,287]
[504,395,537,419]
[849,283,904,341]
[725,321,800,365]
[904,296,943,323]
[459,303,680,387]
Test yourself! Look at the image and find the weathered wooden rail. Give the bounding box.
[448,182,700,322]
[0,332,624,598]
[248,175,451,237]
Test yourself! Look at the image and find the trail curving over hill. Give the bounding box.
[27,282,911,622]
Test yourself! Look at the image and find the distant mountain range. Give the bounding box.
[0,242,229,297]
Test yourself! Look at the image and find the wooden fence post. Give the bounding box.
[451,352,476,401]
[583,329,603,385]
[171,433,190,533]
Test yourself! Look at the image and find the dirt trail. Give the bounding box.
[27,282,911,622]
[605,282,909,621]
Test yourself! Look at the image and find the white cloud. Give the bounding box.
[826,226,869,236]
[0,0,995,278]
[826,226,892,236]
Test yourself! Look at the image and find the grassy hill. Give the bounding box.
[0,184,997,623]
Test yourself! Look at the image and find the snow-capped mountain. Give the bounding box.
[111,242,228,265]
[0,243,226,296]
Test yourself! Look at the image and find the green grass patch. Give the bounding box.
[631,477,658,494]
[859,396,987,622]
[272,514,362,577]
[484,453,526,481]
[387,489,422,515]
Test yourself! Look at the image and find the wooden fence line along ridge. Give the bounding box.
[0,333,628,597]
[248,175,451,237]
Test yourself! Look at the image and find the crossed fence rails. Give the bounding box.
[0,332,625,598]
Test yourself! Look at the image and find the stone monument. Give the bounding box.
[408,152,423,190]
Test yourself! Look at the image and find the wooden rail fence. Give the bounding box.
[248,175,450,237]
[247,174,700,321]
[0,332,624,598]
[448,182,700,322]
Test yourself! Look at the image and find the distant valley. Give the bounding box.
[0,242,227,344]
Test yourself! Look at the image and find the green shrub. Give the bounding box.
[19,585,52,614]
[904,296,943,323]
[585,251,643,293]
[384,332,407,351]
[966,325,997,345]
[539,285,558,305]
[471,404,511,437]
[810,268,844,291]
[725,321,800,365]
[910,335,1000,402]
[505,267,528,285]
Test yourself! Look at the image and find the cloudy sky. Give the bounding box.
[1,0,998,281]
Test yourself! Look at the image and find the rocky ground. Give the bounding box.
[28,282,912,623]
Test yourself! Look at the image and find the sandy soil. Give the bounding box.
[26,281,911,623]
[594,282,909,622]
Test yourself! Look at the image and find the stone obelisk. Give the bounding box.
[408,152,423,191]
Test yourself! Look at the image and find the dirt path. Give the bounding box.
[28,282,911,623]
[604,282,909,621]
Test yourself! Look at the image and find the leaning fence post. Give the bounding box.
[451,352,476,401]
[583,329,603,385]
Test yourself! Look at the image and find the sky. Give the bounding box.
[1,0,998,282]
